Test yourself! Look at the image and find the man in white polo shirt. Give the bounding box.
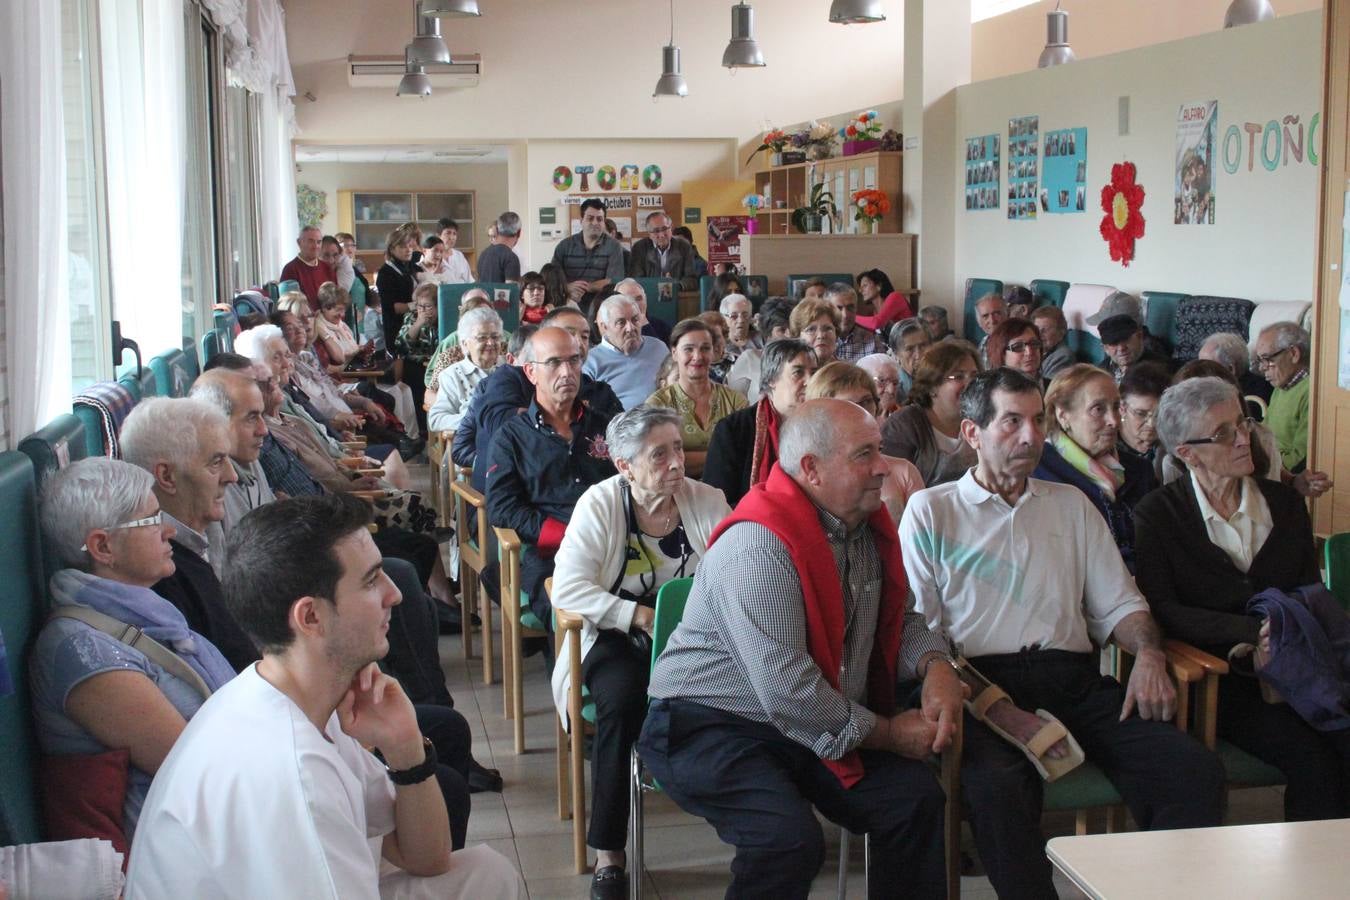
[899,367,1222,900]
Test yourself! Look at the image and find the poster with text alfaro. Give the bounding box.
[1175,101,1217,225]
[1007,115,1039,221]
[707,216,749,267]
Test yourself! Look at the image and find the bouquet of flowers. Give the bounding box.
[746,128,790,164]
[851,188,891,224]
[839,110,883,142]
[741,193,769,213]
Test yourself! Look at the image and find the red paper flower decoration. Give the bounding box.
[1099,162,1145,266]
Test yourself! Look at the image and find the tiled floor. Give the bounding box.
[417,462,1287,899]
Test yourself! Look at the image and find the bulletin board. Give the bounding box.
[566,193,684,248]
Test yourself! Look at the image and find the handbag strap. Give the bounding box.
[50,606,213,701]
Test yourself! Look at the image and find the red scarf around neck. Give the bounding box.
[709,463,907,787]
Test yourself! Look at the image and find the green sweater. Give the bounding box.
[1267,375,1310,471]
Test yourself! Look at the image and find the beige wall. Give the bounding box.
[972,0,1322,82]
[294,160,509,243]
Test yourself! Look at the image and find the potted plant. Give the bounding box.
[839,111,884,156]
[747,129,790,166]
[741,193,768,233]
[804,120,837,161]
[792,182,838,234]
[851,188,891,233]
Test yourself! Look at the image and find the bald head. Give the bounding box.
[779,398,887,528]
[524,326,583,408]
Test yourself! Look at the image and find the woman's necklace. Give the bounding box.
[636,494,677,535]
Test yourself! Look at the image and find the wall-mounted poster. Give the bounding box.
[964,134,1001,212]
[1007,115,1039,220]
[1041,127,1087,214]
[1175,101,1218,225]
[706,216,749,267]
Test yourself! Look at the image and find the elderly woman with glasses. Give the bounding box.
[789,297,840,366]
[856,353,903,422]
[551,405,731,898]
[887,317,931,403]
[427,307,504,433]
[29,458,237,846]
[1134,376,1350,822]
[806,361,924,522]
[880,341,981,486]
[647,319,748,478]
[1033,364,1157,572]
[984,317,1045,385]
[396,282,441,433]
[1115,362,1172,469]
[704,338,817,508]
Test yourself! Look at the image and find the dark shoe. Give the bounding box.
[437,604,463,635]
[467,759,503,793]
[590,865,627,900]
[396,436,426,461]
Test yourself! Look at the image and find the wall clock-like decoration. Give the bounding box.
[597,165,617,191]
[552,166,573,191]
[642,164,663,190]
[1099,161,1145,266]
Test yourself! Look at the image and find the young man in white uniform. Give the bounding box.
[126,494,523,900]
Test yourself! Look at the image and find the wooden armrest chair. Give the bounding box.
[496,526,552,753]
[554,600,597,875]
[450,480,494,685]
[427,429,454,528]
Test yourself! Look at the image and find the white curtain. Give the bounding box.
[99,0,186,358]
[248,0,297,279]
[1,0,73,436]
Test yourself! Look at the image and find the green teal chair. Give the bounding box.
[1030,279,1070,309]
[149,349,193,398]
[181,341,200,380]
[633,277,679,326]
[963,278,1005,342]
[199,330,221,367]
[0,452,48,843]
[348,283,369,342]
[1326,534,1350,610]
[699,274,772,311]
[438,282,522,338]
[1067,329,1104,365]
[1142,291,1188,351]
[787,273,855,302]
[213,309,237,353]
[116,358,155,399]
[18,415,88,581]
[495,526,554,757]
[448,480,495,692]
[278,279,301,296]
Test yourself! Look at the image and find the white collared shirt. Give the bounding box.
[899,471,1149,658]
[1191,475,1272,574]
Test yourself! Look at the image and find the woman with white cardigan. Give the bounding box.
[550,404,731,899]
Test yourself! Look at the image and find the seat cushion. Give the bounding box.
[1217,739,1286,787]
[1173,296,1256,362]
[1043,762,1123,811]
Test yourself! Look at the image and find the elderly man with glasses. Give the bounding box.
[629,211,698,291]
[1252,321,1314,473]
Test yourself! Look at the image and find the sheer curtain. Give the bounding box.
[99,0,186,358]
[1,0,73,436]
[248,0,297,280]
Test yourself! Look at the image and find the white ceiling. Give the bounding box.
[293,144,509,164]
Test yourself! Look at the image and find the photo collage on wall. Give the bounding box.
[1175,101,1218,225]
[1041,127,1088,214]
[1007,115,1039,220]
[964,134,1001,211]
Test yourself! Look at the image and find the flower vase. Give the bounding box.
[842,139,881,157]
[806,143,832,162]
[770,152,783,167]
[746,217,759,235]
[859,218,878,234]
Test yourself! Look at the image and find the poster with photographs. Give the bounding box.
[1007,115,1039,220]
[964,134,1001,212]
[1041,127,1087,214]
[1175,101,1217,225]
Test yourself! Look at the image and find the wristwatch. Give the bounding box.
[386,736,438,785]
[921,653,962,679]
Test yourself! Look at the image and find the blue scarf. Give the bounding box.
[49,569,237,692]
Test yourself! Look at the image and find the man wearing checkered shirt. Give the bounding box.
[637,399,963,900]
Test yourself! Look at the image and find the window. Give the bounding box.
[181,4,222,348]
[224,86,261,292]
[61,0,112,393]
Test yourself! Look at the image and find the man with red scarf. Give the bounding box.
[636,399,963,900]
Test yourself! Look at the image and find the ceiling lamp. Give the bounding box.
[722,2,765,69]
[419,0,481,16]
[407,2,453,66]
[654,0,688,97]
[1224,0,1275,28]
[829,0,886,24]
[396,49,433,97]
[1037,2,1075,68]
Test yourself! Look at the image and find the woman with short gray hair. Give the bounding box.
[703,338,819,507]
[1135,376,1350,822]
[427,306,504,432]
[30,457,237,845]
[550,404,731,896]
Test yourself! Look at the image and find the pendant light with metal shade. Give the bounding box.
[828,0,885,25]
[653,0,688,98]
[1037,1,1075,68]
[722,2,765,69]
[397,47,433,97]
[1224,0,1275,28]
[419,0,481,17]
[407,1,453,67]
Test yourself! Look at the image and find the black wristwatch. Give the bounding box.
[386,736,438,785]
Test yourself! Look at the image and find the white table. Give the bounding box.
[1046,819,1350,899]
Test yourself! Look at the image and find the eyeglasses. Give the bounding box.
[469,333,503,344]
[533,354,583,371]
[81,511,164,551]
[945,370,978,384]
[1182,417,1255,447]
[413,303,436,311]
[649,226,671,233]
[1006,340,1044,354]
[1253,346,1291,369]
[1122,403,1158,424]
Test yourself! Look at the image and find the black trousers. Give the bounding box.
[401,357,428,435]
[961,650,1224,900]
[1218,674,1350,820]
[414,704,472,850]
[381,557,453,708]
[581,630,651,851]
[637,699,946,900]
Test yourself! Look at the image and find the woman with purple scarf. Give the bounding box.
[29,458,237,848]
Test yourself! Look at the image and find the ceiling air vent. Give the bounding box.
[347,54,482,88]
